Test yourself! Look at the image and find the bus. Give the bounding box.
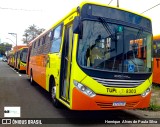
[15,47,28,72]
[153,35,160,84]
[7,51,15,67]
[27,1,153,110]
[12,45,27,69]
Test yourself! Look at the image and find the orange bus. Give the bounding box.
[27,1,153,110]
[153,35,160,84]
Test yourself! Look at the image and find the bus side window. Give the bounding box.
[34,40,39,55]
[39,38,44,54]
[31,41,36,56]
[44,32,52,54]
[50,25,63,53]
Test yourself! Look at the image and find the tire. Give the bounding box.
[30,70,34,85]
[50,78,60,108]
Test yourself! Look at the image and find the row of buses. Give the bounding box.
[7,46,28,72]
[6,1,160,110]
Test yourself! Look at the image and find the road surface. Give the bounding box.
[0,61,159,127]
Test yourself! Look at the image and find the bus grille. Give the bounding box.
[96,102,138,109]
[92,77,145,88]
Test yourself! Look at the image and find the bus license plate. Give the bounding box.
[113,102,126,106]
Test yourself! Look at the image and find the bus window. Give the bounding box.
[50,25,62,53]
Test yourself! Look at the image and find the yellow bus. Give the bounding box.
[15,47,28,72]
[27,1,153,110]
[13,46,28,70]
[7,51,15,67]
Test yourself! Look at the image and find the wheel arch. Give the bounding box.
[49,75,56,93]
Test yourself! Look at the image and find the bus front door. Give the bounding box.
[60,25,73,103]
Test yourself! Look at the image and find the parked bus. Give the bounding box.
[13,45,27,69]
[153,35,160,84]
[27,1,153,110]
[15,47,28,72]
[7,51,15,67]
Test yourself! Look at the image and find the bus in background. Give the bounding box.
[27,1,153,110]
[153,35,160,84]
[15,47,28,72]
[13,45,27,69]
[7,51,15,67]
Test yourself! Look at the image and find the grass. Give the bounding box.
[148,102,160,111]
[140,84,160,111]
[147,84,160,111]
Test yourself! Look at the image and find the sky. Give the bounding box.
[0,0,160,46]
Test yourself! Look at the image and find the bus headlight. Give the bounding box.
[73,80,96,97]
[141,86,152,97]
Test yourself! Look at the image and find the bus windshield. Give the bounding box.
[77,20,152,73]
[20,48,28,63]
[153,39,160,58]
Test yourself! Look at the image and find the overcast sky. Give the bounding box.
[0,0,160,45]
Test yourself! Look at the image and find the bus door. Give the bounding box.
[26,46,32,75]
[60,24,73,102]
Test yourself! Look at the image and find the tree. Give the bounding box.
[0,43,12,56]
[22,24,45,44]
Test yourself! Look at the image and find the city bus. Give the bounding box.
[27,1,153,110]
[15,47,28,72]
[12,45,27,69]
[153,35,160,84]
[7,51,15,67]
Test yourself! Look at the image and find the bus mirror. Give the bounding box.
[73,16,81,34]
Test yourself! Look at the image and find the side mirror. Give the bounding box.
[73,16,82,34]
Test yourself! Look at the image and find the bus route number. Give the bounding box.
[126,89,136,94]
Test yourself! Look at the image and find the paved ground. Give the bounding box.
[0,61,160,127]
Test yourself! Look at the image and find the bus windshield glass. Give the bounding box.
[20,48,28,63]
[153,40,160,58]
[77,20,152,73]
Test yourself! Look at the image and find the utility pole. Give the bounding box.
[8,33,17,51]
[117,0,119,7]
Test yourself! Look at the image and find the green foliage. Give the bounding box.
[148,103,160,111]
[22,24,45,44]
[0,43,12,55]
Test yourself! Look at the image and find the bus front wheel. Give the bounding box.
[50,79,60,108]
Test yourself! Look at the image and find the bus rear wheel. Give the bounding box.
[50,79,60,108]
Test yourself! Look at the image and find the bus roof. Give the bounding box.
[28,1,152,45]
[13,45,28,52]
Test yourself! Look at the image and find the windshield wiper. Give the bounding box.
[98,17,115,41]
[136,28,143,40]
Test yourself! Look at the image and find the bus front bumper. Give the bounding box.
[72,87,151,110]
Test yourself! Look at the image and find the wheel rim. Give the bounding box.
[30,74,33,83]
[51,86,56,101]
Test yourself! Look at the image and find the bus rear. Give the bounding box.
[70,3,152,110]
